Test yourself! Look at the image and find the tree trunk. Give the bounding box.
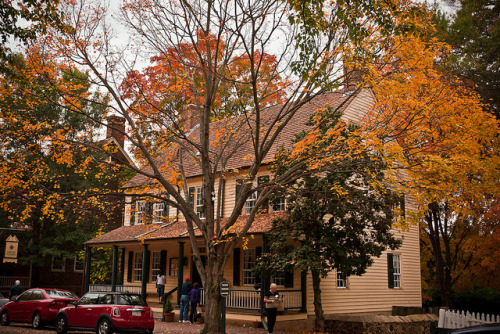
[200,249,224,334]
[311,270,325,332]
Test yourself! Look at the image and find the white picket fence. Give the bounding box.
[438,308,500,329]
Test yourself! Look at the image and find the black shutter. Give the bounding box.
[188,187,195,209]
[127,251,133,282]
[129,198,136,225]
[256,247,262,258]
[400,196,406,219]
[160,250,167,274]
[235,179,243,214]
[233,248,241,286]
[257,176,269,214]
[285,269,294,288]
[146,202,153,224]
[145,250,151,282]
[163,200,169,219]
[387,253,394,289]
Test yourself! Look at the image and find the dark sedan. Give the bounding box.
[0,288,78,329]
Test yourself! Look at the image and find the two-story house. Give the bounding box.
[83,88,422,329]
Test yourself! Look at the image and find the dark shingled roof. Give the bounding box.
[123,90,357,189]
[88,90,360,246]
[85,212,287,245]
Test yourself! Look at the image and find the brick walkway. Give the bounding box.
[154,320,307,333]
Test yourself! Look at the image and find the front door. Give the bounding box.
[191,255,205,287]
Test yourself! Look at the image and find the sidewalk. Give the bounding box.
[153,320,310,333]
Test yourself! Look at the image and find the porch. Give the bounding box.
[89,284,305,312]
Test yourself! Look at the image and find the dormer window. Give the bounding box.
[196,187,205,219]
[136,200,146,225]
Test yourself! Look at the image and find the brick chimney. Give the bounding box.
[343,59,368,91]
[106,115,125,148]
[184,104,198,133]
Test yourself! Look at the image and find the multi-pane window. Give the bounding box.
[243,249,257,285]
[151,252,161,282]
[136,200,146,225]
[133,252,142,281]
[393,254,401,288]
[336,270,347,288]
[196,187,205,219]
[169,258,178,277]
[271,274,285,287]
[74,254,84,272]
[272,197,286,212]
[154,202,165,223]
[52,256,65,272]
[245,190,257,215]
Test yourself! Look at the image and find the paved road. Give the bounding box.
[0,320,313,333]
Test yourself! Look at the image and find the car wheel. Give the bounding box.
[97,318,113,334]
[0,311,9,326]
[55,315,68,334]
[32,312,44,329]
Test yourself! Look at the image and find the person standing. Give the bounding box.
[263,283,281,334]
[8,280,23,300]
[179,277,192,323]
[188,282,201,323]
[156,271,166,303]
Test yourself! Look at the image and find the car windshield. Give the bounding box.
[116,294,147,306]
[46,290,78,299]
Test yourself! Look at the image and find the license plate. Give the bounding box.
[132,311,141,317]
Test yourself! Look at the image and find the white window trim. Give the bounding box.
[74,254,84,272]
[51,256,66,272]
[393,254,402,288]
[151,251,161,282]
[336,270,348,288]
[134,252,143,282]
[272,196,286,212]
[244,187,257,215]
[153,202,165,223]
[136,200,146,225]
[196,187,205,219]
[243,248,257,286]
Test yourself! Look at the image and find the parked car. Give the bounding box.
[0,288,78,329]
[450,324,500,333]
[55,291,154,334]
[0,293,9,308]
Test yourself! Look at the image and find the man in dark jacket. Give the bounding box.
[179,277,192,323]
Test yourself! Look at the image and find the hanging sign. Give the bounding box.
[4,235,19,263]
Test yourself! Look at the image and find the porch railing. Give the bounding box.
[0,276,30,289]
[200,288,303,310]
[89,284,141,294]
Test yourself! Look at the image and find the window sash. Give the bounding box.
[133,252,142,282]
[393,254,401,288]
[151,252,161,282]
[52,256,65,272]
[336,270,347,288]
[74,255,84,272]
[136,201,146,225]
[153,203,165,223]
[243,249,256,285]
[169,258,178,277]
[244,191,257,215]
[196,187,205,219]
[272,197,286,212]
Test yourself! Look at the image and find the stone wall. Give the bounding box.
[324,314,439,334]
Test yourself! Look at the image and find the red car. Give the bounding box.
[0,288,78,329]
[55,291,154,334]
